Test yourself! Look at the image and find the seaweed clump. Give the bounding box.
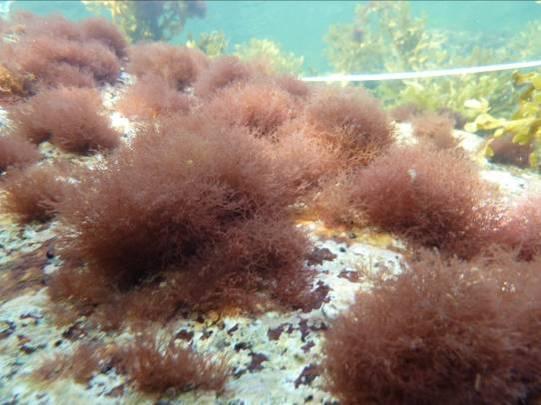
[304,87,393,166]
[193,56,256,98]
[203,81,298,137]
[117,74,192,120]
[411,112,457,149]
[50,122,314,326]
[117,332,228,394]
[0,13,125,93]
[10,87,120,154]
[490,196,541,261]
[34,332,228,395]
[127,42,208,90]
[2,165,66,224]
[316,144,499,258]
[323,250,541,404]
[0,136,40,173]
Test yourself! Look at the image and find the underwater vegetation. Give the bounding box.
[35,331,228,395]
[188,33,304,75]
[0,135,40,173]
[10,86,120,153]
[411,112,457,149]
[187,31,229,59]
[467,72,541,168]
[48,116,322,327]
[325,1,514,119]
[315,144,501,259]
[303,86,393,167]
[3,10,541,403]
[117,332,229,394]
[127,42,208,90]
[117,74,193,119]
[235,38,305,75]
[324,250,541,405]
[192,55,257,98]
[0,12,126,98]
[84,0,206,42]
[2,164,66,224]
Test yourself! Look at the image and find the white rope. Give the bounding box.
[302,60,541,82]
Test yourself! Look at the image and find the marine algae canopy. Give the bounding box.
[84,0,206,42]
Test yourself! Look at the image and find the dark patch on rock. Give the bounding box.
[306,247,337,266]
[267,323,292,341]
[338,270,360,283]
[227,323,239,335]
[247,352,269,372]
[175,329,194,342]
[310,321,328,333]
[298,319,328,343]
[0,320,15,339]
[301,281,331,312]
[267,326,283,341]
[106,384,125,397]
[62,321,87,341]
[295,364,319,388]
[46,245,55,259]
[234,342,251,352]
[299,319,310,342]
[20,312,42,326]
[301,341,315,353]
[200,329,213,340]
[20,343,44,354]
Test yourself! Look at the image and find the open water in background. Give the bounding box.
[8,0,541,73]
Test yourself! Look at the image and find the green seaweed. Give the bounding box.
[187,31,228,58]
[325,1,515,119]
[466,72,541,168]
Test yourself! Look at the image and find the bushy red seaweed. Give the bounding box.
[117,74,192,120]
[10,87,120,153]
[116,332,229,394]
[81,18,128,58]
[304,86,393,166]
[49,123,315,325]
[202,81,298,137]
[324,250,541,404]
[34,332,228,395]
[2,164,66,223]
[411,112,457,149]
[127,42,208,90]
[316,144,500,258]
[490,196,541,260]
[0,13,123,92]
[193,55,256,98]
[0,135,41,173]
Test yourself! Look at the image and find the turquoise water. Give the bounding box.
[8,0,541,72]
